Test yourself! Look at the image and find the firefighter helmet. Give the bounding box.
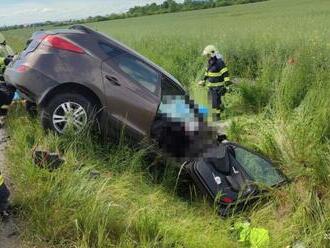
[202,45,218,56]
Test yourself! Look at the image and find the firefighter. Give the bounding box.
[0,33,14,58]
[0,33,16,111]
[0,32,15,79]
[198,45,231,121]
[0,171,10,217]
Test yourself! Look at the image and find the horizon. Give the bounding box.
[0,0,184,27]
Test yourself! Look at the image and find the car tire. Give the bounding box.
[25,100,38,118]
[41,93,99,134]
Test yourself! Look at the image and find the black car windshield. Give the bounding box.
[234,147,285,187]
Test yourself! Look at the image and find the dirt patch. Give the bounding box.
[0,116,21,248]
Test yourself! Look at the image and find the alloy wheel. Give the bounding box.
[52,102,87,134]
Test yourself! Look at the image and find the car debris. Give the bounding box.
[89,170,101,179]
[32,149,65,171]
[183,141,287,216]
[233,220,270,248]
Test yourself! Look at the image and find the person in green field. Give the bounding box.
[198,45,232,121]
[0,33,16,111]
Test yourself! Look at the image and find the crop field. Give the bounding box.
[3,0,330,247]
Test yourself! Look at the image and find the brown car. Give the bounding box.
[5,25,189,140]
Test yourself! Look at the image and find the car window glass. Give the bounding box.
[234,147,284,186]
[115,54,159,93]
[99,42,123,58]
[100,42,160,94]
[161,76,184,96]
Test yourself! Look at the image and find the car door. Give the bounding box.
[228,143,287,187]
[101,44,161,137]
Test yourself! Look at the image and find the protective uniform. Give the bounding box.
[201,45,231,120]
[0,33,16,110]
[0,33,15,58]
[0,33,15,76]
[0,172,10,213]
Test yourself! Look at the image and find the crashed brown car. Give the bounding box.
[5,25,187,139]
[5,25,213,159]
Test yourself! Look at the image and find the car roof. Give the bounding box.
[69,25,185,91]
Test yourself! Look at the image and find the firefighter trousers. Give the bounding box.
[208,86,226,112]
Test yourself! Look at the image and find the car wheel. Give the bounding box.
[25,100,38,118]
[41,93,98,134]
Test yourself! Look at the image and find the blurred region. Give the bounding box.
[152,95,217,159]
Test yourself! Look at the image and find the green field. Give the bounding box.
[3,0,330,247]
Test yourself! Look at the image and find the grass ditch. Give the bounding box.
[2,0,330,246]
[5,100,329,247]
[6,106,239,247]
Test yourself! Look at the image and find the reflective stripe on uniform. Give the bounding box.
[0,175,4,186]
[205,67,228,78]
[224,77,231,82]
[206,82,225,87]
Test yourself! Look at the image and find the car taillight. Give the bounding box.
[221,197,234,203]
[42,35,85,54]
[16,64,29,73]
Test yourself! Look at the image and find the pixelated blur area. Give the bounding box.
[151,95,218,159]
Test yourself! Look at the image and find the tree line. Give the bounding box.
[0,0,267,31]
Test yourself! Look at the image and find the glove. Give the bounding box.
[198,80,205,86]
[226,86,232,93]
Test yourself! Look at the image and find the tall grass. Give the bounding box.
[3,0,330,247]
[6,106,239,247]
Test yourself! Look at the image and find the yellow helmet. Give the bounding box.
[202,45,218,56]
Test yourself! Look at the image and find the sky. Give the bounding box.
[0,0,183,26]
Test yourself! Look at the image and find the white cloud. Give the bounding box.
[41,8,53,13]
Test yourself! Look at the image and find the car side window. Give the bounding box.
[99,42,123,58]
[114,54,159,93]
[99,42,159,93]
[161,76,185,96]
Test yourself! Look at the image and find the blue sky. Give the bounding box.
[0,0,183,26]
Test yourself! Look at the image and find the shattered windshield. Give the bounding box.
[234,147,285,187]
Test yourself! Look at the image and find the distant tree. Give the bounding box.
[0,0,269,31]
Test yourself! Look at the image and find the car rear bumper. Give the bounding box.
[4,61,59,104]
